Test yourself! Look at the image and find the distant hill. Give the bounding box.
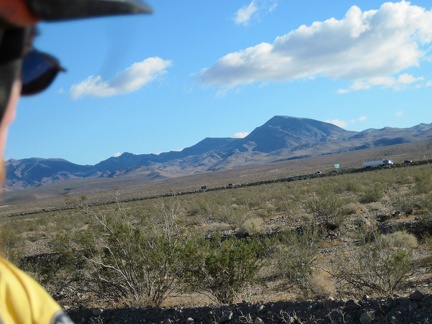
[230,116,356,153]
[5,116,432,190]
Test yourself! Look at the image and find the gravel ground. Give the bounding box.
[67,290,432,323]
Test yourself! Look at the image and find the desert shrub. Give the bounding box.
[185,195,214,219]
[413,170,432,194]
[342,202,363,215]
[333,231,413,296]
[240,217,264,235]
[47,200,187,307]
[421,233,432,258]
[305,192,346,230]
[266,184,297,213]
[239,189,268,211]
[275,197,298,214]
[96,226,183,306]
[413,211,432,237]
[190,192,248,226]
[417,195,432,215]
[391,192,419,215]
[359,183,384,203]
[21,230,94,297]
[181,232,269,304]
[309,269,336,298]
[381,231,418,249]
[343,180,362,193]
[212,203,247,226]
[275,225,324,296]
[203,222,232,233]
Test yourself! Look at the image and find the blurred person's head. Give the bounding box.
[0,0,151,183]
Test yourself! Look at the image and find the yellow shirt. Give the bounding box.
[0,257,73,323]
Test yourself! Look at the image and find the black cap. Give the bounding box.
[24,0,152,22]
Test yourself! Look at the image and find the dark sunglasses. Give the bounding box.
[0,27,65,124]
[21,49,65,96]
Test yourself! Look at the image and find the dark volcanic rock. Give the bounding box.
[67,293,432,324]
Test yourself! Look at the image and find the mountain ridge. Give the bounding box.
[6,116,432,190]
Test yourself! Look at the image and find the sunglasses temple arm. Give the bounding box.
[0,60,21,124]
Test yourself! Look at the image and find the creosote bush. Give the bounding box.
[94,222,183,306]
[306,191,346,230]
[413,170,432,194]
[240,217,264,235]
[359,183,384,204]
[181,232,269,304]
[47,198,187,307]
[333,231,413,296]
[275,225,325,296]
[40,230,95,296]
[381,231,418,249]
[391,193,418,215]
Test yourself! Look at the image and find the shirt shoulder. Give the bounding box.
[0,256,73,323]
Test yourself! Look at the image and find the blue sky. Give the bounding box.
[6,0,432,165]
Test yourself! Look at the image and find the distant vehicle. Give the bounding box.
[404,160,413,164]
[362,159,393,168]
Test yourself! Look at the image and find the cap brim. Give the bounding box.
[24,0,152,22]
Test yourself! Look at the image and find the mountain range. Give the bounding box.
[6,116,432,190]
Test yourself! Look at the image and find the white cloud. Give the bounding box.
[326,119,347,128]
[329,116,367,127]
[349,116,368,124]
[234,1,258,25]
[233,132,249,138]
[215,89,228,97]
[113,152,122,158]
[200,2,432,91]
[70,57,172,99]
[338,73,423,92]
[395,111,404,116]
[337,88,349,94]
[234,0,278,26]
